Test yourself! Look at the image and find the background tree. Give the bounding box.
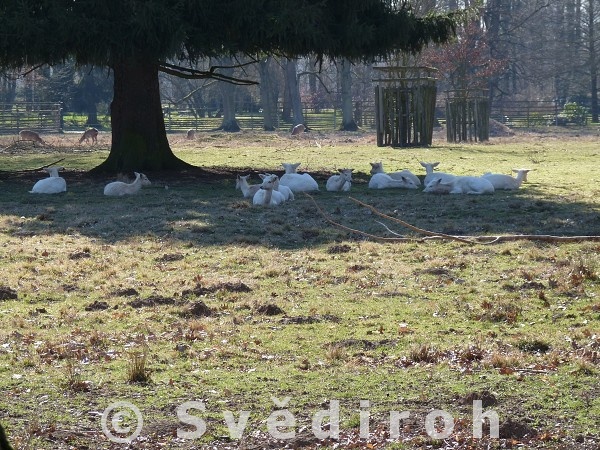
[258,57,279,131]
[215,57,241,132]
[0,70,18,107]
[284,58,306,128]
[0,0,459,172]
[421,20,508,93]
[339,59,358,131]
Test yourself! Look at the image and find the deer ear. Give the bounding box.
[259,174,266,180]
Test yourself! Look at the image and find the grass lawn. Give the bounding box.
[0,128,598,449]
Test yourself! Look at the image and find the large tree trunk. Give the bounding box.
[588,0,598,122]
[285,58,305,127]
[217,57,240,132]
[85,102,99,128]
[0,71,17,106]
[258,57,277,131]
[339,59,358,131]
[92,58,190,173]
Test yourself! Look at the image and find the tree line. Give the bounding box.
[3,1,597,133]
[2,1,597,171]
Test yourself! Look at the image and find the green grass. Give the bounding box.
[0,129,598,449]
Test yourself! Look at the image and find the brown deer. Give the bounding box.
[79,127,98,144]
[18,129,46,145]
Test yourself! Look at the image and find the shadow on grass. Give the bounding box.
[1,168,599,250]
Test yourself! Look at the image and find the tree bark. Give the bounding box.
[588,0,598,122]
[339,59,358,131]
[216,57,240,132]
[258,57,277,131]
[92,58,190,173]
[285,58,305,127]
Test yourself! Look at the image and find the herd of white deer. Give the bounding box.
[21,129,530,203]
[239,161,531,206]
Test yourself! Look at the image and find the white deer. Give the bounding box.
[326,168,353,192]
[29,166,67,194]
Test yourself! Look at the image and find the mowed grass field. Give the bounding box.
[0,128,599,449]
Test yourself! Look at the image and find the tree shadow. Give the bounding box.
[1,169,599,250]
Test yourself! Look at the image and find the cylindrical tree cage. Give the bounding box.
[445,89,490,142]
[373,66,437,148]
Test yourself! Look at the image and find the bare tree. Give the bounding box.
[339,59,358,131]
[258,57,278,131]
[284,58,305,127]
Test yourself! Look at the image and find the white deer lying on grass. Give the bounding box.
[104,172,151,196]
[260,173,294,200]
[482,169,531,190]
[368,172,419,189]
[236,174,262,199]
[419,161,455,187]
[424,175,495,195]
[280,163,319,192]
[326,168,353,192]
[370,162,420,187]
[253,174,285,206]
[29,166,67,194]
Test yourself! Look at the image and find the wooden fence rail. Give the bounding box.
[0,103,62,134]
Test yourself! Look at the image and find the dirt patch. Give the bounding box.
[69,250,91,260]
[499,418,537,439]
[422,267,452,276]
[256,303,285,315]
[112,288,139,297]
[155,253,184,263]
[461,390,498,407]
[330,338,398,350]
[0,286,18,301]
[128,295,178,308]
[84,300,110,311]
[327,244,352,254]
[181,281,252,297]
[182,300,212,317]
[280,314,341,325]
[516,339,551,354]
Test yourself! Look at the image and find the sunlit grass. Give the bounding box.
[0,129,599,448]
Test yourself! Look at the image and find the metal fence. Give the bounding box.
[162,101,378,132]
[0,99,590,136]
[0,102,62,134]
[490,101,562,127]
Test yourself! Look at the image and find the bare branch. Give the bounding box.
[305,194,418,242]
[309,195,600,245]
[158,62,258,85]
[349,197,479,244]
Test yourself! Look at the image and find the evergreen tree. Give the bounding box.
[0,0,459,172]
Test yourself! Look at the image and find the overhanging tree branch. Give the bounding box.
[158,62,258,85]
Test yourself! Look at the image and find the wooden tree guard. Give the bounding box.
[373,66,437,148]
[445,90,490,142]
